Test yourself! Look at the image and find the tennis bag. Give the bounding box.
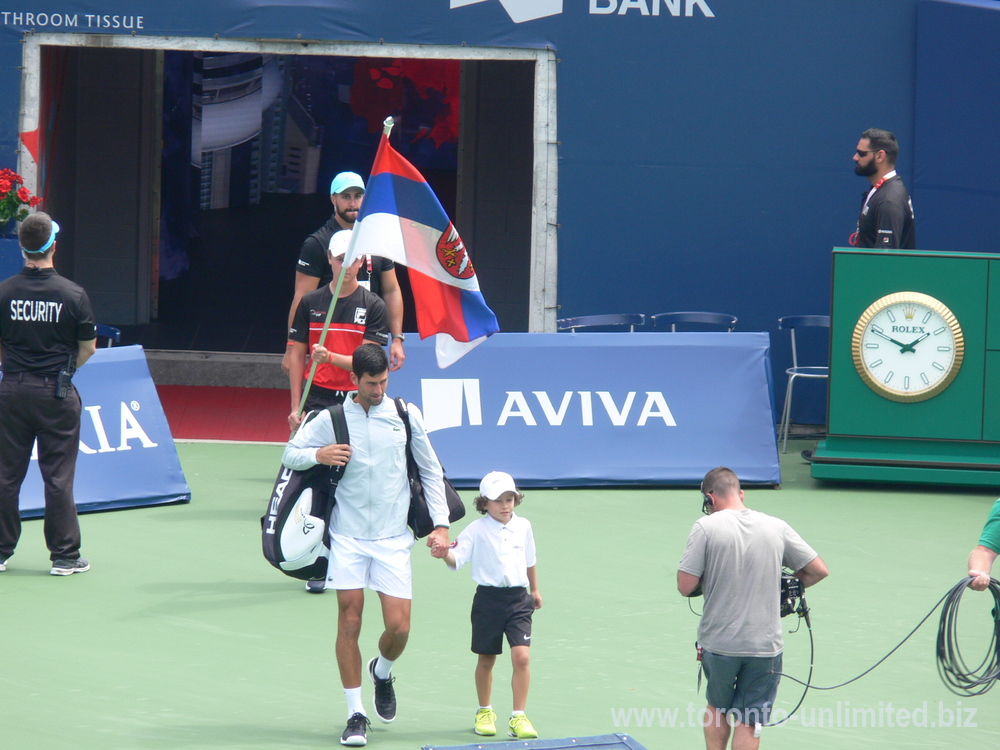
[394,398,466,538]
[260,405,347,580]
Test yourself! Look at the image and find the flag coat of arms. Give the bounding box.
[344,121,499,367]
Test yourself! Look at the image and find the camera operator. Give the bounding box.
[677,467,828,750]
[0,212,97,576]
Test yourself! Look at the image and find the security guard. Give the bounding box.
[0,212,97,575]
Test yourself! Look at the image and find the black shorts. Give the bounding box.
[471,585,534,655]
[303,386,348,413]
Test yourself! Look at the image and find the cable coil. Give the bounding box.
[773,576,1000,723]
[936,576,1000,696]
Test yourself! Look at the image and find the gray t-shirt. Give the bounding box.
[678,508,817,657]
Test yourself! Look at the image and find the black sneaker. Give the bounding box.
[367,656,396,723]
[340,712,371,747]
[50,558,90,576]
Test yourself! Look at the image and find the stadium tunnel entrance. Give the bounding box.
[20,34,558,355]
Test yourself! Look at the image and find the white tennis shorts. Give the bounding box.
[327,531,416,599]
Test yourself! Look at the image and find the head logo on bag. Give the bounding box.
[278,488,328,572]
[260,405,349,581]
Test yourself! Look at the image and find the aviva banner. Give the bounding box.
[387,333,780,486]
[18,345,191,518]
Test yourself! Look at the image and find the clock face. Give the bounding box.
[852,292,964,402]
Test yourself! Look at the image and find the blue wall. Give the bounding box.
[3,1,992,424]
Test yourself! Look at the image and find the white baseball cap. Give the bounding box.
[328,229,353,260]
[480,471,518,500]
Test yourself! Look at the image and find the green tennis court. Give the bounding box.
[3,440,998,749]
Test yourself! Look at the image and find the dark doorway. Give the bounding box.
[40,46,535,352]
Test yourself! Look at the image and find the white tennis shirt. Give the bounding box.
[449,513,536,588]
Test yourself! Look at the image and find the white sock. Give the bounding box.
[479,705,493,711]
[344,687,365,718]
[374,655,395,680]
[511,710,525,717]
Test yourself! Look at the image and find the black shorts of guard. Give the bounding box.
[471,585,534,655]
[702,650,782,726]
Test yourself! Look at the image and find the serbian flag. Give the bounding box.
[344,119,499,367]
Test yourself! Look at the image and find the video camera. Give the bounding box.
[780,573,804,618]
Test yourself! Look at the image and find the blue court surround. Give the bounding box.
[388,333,780,487]
[0,0,943,425]
[914,0,1000,254]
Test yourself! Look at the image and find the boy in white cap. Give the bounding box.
[431,471,542,739]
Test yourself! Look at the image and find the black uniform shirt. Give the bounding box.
[0,267,97,375]
[856,176,916,250]
[295,216,395,297]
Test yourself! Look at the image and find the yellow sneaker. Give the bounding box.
[474,708,497,736]
[508,714,538,739]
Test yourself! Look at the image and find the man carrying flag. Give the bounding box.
[343,118,499,368]
[286,230,389,431]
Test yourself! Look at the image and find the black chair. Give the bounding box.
[96,324,121,347]
[556,313,645,332]
[650,311,737,332]
[777,315,830,453]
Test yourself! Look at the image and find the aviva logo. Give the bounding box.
[420,378,676,432]
[450,0,562,24]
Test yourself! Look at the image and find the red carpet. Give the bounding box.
[156,385,291,442]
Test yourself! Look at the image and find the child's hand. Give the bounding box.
[532,591,543,610]
[429,541,449,559]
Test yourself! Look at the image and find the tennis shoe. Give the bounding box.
[474,708,497,736]
[367,656,396,722]
[0,557,6,572]
[340,712,370,746]
[50,558,90,576]
[508,714,538,740]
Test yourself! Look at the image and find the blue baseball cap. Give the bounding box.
[330,172,365,195]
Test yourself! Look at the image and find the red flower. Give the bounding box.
[0,170,41,227]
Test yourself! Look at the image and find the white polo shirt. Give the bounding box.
[449,513,536,588]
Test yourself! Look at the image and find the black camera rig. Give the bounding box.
[780,572,807,619]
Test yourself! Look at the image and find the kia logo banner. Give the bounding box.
[17,346,191,517]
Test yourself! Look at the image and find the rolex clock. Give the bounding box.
[852,291,964,402]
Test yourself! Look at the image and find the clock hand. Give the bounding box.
[900,331,930,354]
[869,327,910,351]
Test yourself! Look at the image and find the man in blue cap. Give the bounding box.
[283,172,405,374]
[0,212,97,576]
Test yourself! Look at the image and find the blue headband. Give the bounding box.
[22,220,59,254]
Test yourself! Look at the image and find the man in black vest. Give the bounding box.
[0,212,97,575]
